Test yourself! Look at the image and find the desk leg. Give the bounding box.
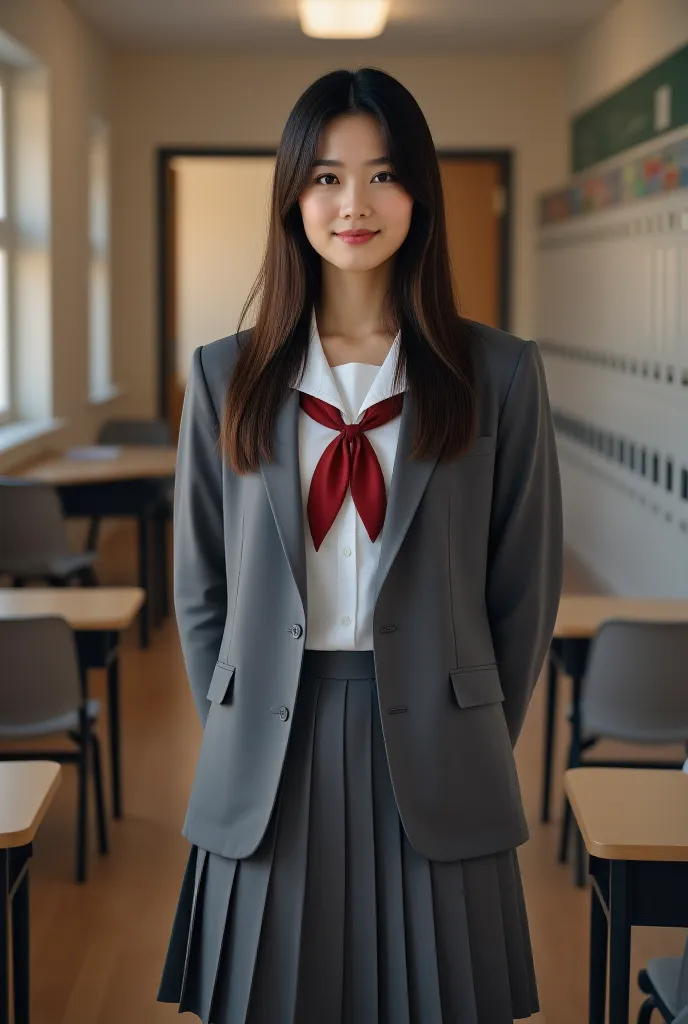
[541,651,558,823]
[0,850,8,1024]
[589,872,608,1024]
[609,861,631,1024]
[137,512,150,649]
[11,849,29,1024]
[107,637,123,819]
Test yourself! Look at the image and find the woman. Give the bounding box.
[157,66,563,1023]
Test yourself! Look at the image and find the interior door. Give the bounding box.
[438,157,506,328]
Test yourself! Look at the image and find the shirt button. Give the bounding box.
[343,547,352,557]
[341,615,351,625]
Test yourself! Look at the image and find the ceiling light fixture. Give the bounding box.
[298,0,391,39]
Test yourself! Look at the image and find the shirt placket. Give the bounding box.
[336,488,358,646]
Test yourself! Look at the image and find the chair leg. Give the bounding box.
[158,513,170,618]
[75,711,89,884]
[636,995,656,1023]
[90,733,109,856]
[86,516,101,553]
[558,794,572,863]
[574,823,588,887]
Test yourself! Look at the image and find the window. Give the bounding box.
[0,74,11,422]
[88,116,113,402]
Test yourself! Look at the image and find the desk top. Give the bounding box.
[0,761,62,848]
[0,587,145,630]
[17,445,176,485]
[565,767,688,861]
[555,595,688,638]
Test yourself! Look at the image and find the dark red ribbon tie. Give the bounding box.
[300,392,404,551]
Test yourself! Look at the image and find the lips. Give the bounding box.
[335,230,379,244]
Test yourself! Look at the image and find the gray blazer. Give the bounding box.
[174,322,563,863]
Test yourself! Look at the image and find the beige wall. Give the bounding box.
[112,52,568,417]
[0,0,111,470]
[567,0,688,114]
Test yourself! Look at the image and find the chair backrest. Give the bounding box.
[98,418,171,446]
[0,479,70,569]
[581,620,688,743]
[0,616,83,726]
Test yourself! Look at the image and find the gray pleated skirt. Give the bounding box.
[157,649,539,1023]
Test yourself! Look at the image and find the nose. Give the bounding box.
[339,179,372,220]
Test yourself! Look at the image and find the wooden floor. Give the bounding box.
[8,525,688,1024]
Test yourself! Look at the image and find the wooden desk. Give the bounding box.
[0,761,62,1024]
[18,446,177,486]
[0,588,144,819]
[16,446,176,648]
[541,596,688,828]
[555,596,688,639]
[0,587,145,632]
[565,767,688,1024]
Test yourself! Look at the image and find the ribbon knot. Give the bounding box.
[299,392,404,551]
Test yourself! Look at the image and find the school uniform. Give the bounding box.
[157,308,563,1022]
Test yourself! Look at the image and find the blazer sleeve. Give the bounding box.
[173,344,228,728]
[486,339,563,747]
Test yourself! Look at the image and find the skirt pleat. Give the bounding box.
[157,649,539,1023]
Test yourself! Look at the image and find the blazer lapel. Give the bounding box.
[259,387,440,622]
[373,391,439,604]
[259,388,308,619]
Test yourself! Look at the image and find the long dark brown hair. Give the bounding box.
[222,66,479,474]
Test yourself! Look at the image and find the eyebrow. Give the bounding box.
[311,156,391,167]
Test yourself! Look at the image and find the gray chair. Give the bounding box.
[638,931,688,1021]
[559,620,688,886]
[0,616,109,883]
[0,479,98,586]
[87,419,173,620]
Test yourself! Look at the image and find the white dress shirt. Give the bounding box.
[290,308,407,651]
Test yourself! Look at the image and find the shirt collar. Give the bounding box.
[289,307,407,422]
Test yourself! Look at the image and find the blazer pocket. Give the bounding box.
[207,661,236,704]
[449,664,504,707]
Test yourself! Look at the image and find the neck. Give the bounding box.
[317,258,395,342]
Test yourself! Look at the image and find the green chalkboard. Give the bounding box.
[572,42,688,173]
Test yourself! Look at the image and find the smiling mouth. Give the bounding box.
[335,230,380,243]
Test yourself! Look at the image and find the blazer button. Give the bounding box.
[289,624,303,638]
[271,705,290,721]
[379,624,397,634]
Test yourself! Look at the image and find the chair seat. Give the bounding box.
[0,697,101,738]
[645,955,682,1015]
[2,550,97,580]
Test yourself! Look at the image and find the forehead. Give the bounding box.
[315,113,386,157]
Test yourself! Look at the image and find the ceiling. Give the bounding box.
[65,0,619,53]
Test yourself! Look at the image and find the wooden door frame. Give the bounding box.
[156,146,513,418]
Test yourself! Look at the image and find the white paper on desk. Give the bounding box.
[66,445,123,460]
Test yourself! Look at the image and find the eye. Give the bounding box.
[312,170,397,186]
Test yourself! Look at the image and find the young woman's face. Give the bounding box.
[298,113,413,272]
